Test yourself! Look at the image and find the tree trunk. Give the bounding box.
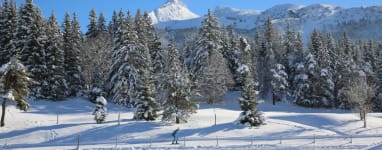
[360,111,363,120]
[1,100,6,127]
[175,96,179,124]
[363,110,367,128]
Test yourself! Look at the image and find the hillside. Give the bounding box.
[1,92,382,149]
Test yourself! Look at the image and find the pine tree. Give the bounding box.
[83,10,112,90]
[239,37,256,83]
[295,53,318,107]
[109,10,118,37]
[0,0,17,66]
[374,44,382,111]
[292,61,310,105]
[86,9,98,38]
[310,29,335,107]
[283,23,297,77]
[376,44,382,93]
[270,63,288,104]
[63,12,84,96]
[162,42,198,124]
[224,26,241,87]
[133,10,161,121]
[93,96,107,123]
[133,67,161,121]
[43,12,67,100]
[237,68,264,126]
[107,10,134,106]
[1,55,34,127]
[17,0,48,98]
[192,9,229,104]
[335,31,355,109]
[260,17,276,101]
[97,12,107,32]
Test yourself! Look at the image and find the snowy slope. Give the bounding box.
[148,0,199,24]
[1,92,382,149]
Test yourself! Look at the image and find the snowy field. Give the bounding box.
[1,91,382,150]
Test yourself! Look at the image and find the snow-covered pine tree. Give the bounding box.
[335,31,355,109]
[310,30,334,107]
[260,17,276,101]
[107,10,131,106]
[85,9,98,38]
[239,36,256,81]
[325,33,338,72]
[42,12,67,100]
[135,9,148,46]
[0,55,34,127]
[0,0,17,66]
[162,42,198,124]
[224,26,241,88]
[295,53,319,107]
[133,67,161,121]
[283,23,297,79]
[108,10,118,38]
[192,9,229,104]
[237,67,264,126]
[97,12,107,32]
[292,61,310,105]
[270,64,288,104]
[375,44,382,110]
[17,0,48,99]
[133,13,161,120]
[63,13,84,96]
[93,96,107,123]
[83,10,112,90]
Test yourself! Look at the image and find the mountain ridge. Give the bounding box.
[151,2,382,40]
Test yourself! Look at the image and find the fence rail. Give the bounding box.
[3,132,382,149]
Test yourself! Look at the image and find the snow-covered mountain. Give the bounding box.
[151,1,382,40]
[148,0,199,24]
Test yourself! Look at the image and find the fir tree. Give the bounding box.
[162,42,198,124]
[192,9,229,104]
[260,17,276,101]
[107,10,134,106]
[271,64,288,104]
[292,61,310,105]
[43,12,67,100]
[86,9,98,38]
[108,10,118,38]
[0,0,17,66]
[1,55,34,127]
[133,10,161,121]
[63,12,84,96]
[17,0,48,98]
[224,26,241,87]
[335,31,355,109]
[310,30,335,107]
[237,69,264,126]
[97,12,107,32]
[93,96,107,123]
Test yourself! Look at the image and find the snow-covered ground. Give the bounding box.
[1,91,382,150]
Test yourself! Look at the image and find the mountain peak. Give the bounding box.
[149,0,199,24]
[166,0,181,3]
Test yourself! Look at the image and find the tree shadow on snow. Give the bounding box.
[269,114,359,136]
[0,122,92,139]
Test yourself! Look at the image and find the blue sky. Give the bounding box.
[13,0,382,32]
